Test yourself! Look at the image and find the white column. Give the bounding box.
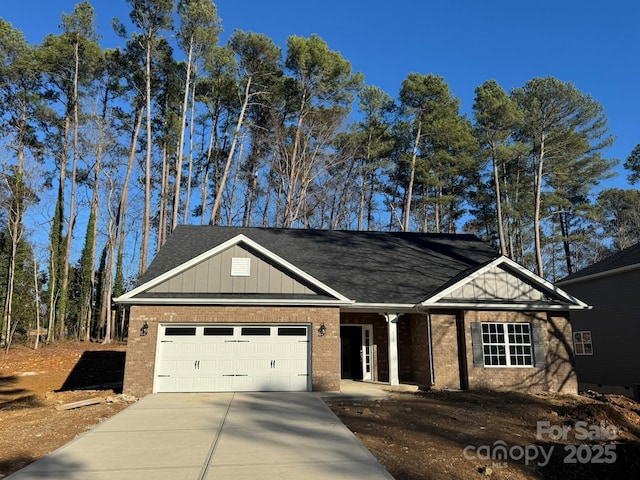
[385,313,400,386]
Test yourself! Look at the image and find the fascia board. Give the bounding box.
[422,301,589,311]
[113,297,353,307]
[115,234,352,303]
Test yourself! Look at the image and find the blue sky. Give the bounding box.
[3,0,639,191]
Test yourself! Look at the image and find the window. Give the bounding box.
[277,327,307,336]
[164,327,196,336]
[481,322,533,367]
[204,327,234,336]
[573,331,593,355]
[241,327,270,336]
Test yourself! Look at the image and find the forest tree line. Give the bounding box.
[1,0,639,346]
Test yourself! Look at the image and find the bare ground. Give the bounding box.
[2,342,640,479]
[0,342,132,477]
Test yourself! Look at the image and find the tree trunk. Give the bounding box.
[1,106,26,346]
[210,77,252,223]
[140,37,153,276]
[534,133,546,277]
[559,211,573,274]
[283,92,307,227]
[491,141,508,256]
[403,120,421,232]
[173,37,194,229]
[33,252,41,350]
[183,75,197,224]
[358,133,373,231]
[227,132,245,225]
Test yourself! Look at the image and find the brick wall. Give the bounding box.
[407,314,431,386]
[463,311,577,395]
[123,305,340,398]
[430,312,461,389]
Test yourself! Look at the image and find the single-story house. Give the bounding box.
[557,242,640,400]
[115,226,587,398]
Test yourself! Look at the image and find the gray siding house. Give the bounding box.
[558,243,640,400]
[116,226,587,398]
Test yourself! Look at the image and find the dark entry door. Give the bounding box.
[340,326,363,380]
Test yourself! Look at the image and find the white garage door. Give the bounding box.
[155,324,310,393]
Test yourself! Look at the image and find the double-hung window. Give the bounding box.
[481,322,533,367]
[573,331,593,355]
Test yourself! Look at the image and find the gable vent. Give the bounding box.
[231,257,251,277]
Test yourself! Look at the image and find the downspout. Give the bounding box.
[426,311,435,386]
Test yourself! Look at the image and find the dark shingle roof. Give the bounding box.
[137,226,499,305]
[559,242,640,284]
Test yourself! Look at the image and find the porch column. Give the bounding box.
[384,313,400,386]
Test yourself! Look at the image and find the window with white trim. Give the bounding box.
[573,331,593,355]
[481,322,533,367]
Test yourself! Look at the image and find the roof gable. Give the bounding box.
[146,244,318,296]
[116,234,352,305]
[422,256,588,310]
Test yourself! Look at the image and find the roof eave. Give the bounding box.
[113,296,354,307]
[557,262,640,287]
[420,301,590,311]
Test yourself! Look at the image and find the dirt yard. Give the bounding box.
[2,343,640,479]
[0,342,132,477]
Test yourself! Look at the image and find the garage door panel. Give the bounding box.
[155,324,310,393]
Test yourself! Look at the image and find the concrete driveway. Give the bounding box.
[7,392,393,480]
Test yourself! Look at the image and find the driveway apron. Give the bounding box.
[7,392,394,480]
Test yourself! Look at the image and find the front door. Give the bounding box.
[340,325,373,381]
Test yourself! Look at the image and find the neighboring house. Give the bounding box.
[557,243,640,400]
[115,226,587,399]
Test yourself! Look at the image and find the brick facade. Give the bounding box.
[430,312,462,389]
[365,310,577,395]
[123,305,340,398]
[124,305,577,398]
[463,311,577,394]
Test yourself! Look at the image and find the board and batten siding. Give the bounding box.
[146,245,316,295]
[442,265,546,302]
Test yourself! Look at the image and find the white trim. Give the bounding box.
[557,263,640,286]
[115,234,352,304]
[343,303,417,312]
[384,313,400,386]
[115,297,352,306]
[420,256,590,309]
[422,302,587,311]
[480,321,535,368]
